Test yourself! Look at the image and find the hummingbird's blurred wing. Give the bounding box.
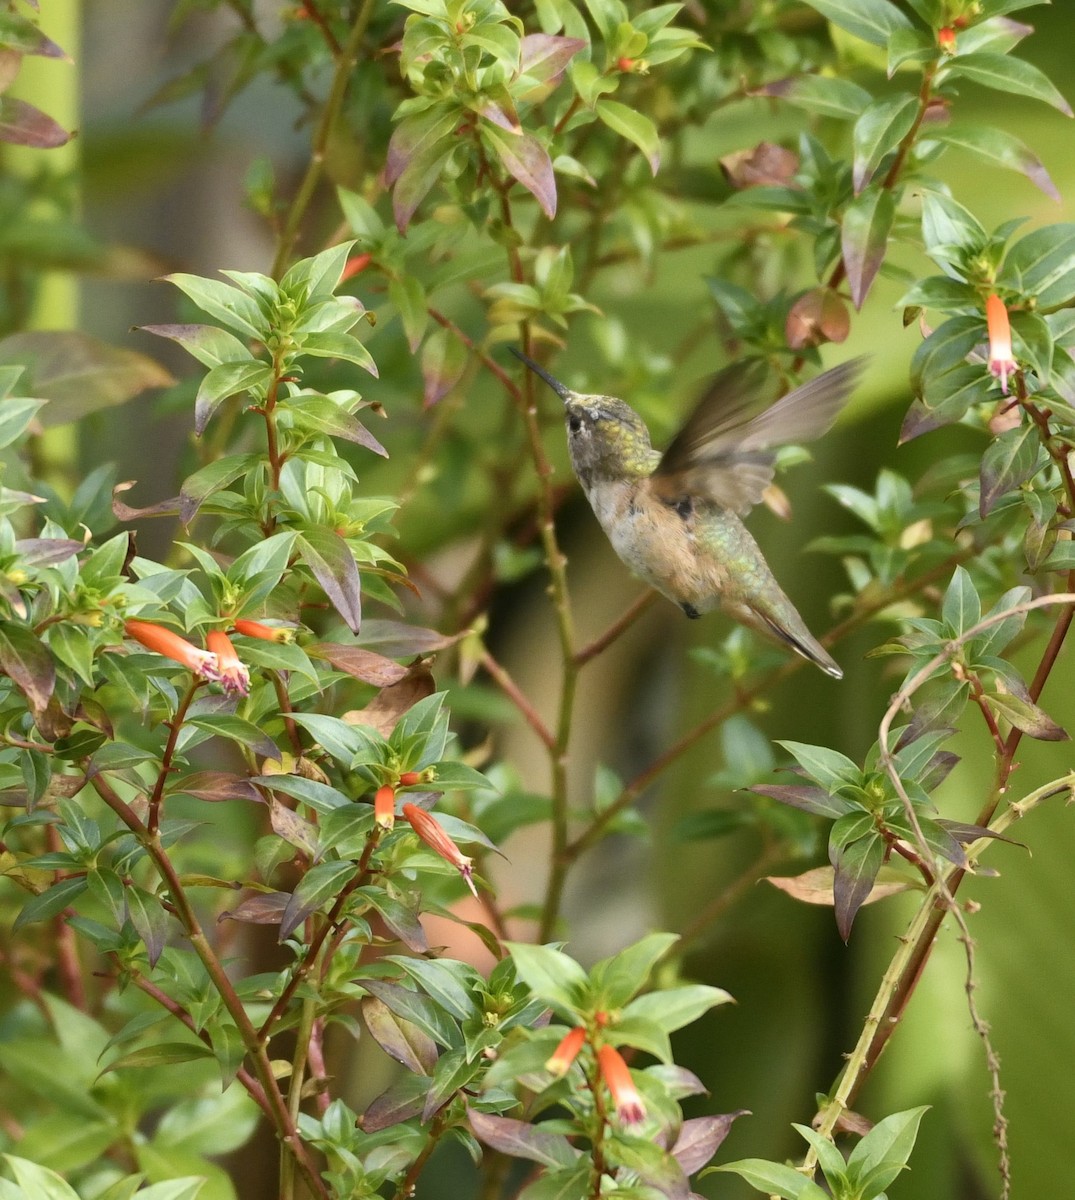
[652,357,867,514]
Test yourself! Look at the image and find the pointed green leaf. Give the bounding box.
[483,125,558,217]
[296,527,362,633]
[852,93,917,193]
[279,860,355,940]
[798,0,912,47]
[942,53,1072,117]
[841,185,895,308]
[595,99,660,175]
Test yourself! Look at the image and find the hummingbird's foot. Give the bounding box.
[681,602,702,619]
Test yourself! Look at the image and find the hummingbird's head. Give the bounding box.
[508,348,655,483]
[563,393,654,481]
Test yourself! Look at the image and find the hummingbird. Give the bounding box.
[509,348,867,678]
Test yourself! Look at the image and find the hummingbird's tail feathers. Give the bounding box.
[508,347,573,402]
[654,355,869,515]
[756,610,843,679]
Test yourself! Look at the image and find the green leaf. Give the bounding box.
[979,423,1041,517]
[386,955,481,1021]
[846,1105,929,1188]
[777,741,861,792]
[761,74,873,120]
[841,185,894,309]
[13,877,87,931]
[186,713,281,762]
[798,0,912,47]
[296,527,363,634]
[101,1042,216,1073]
[279,860,356,940]
[2,1156,82,1200]
[852,94,917,193]
[590,931,678,1007]
[482,125,558,217]
[706,1158,829,1199]
[125,885,169,966]
[360,993,439,1074]
[194,360,271,435]
[284,393,387,456]
[362,979,460,1050]
[942,53,1073,117]
[420,326,468,407]
[941,566,981,638]
[595,99,660,175]
[1000,223,1075,309]
[504,942,590,1016]
[388,275,429,352]
[391,135,455,232]
[165,273,266,340]
[0,395,46,448]
[622,984,733,1032]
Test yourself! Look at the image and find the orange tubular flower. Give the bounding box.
[374,784,396,830]
[401,802,477,896]
[597,1045,646,1125]
[546,1026,586,1077]
[124,619,220,683]
[985,293,1017,395]
[232,618,295,644]
[206,630,251,696]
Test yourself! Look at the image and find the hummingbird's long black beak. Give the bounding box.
[508,347,572,404]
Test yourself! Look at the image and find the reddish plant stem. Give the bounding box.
[479,648,555,750]
[148,680,200,836]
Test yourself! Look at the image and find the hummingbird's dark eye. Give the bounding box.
[568,414,582,433]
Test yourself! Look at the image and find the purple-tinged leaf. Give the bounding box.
[186,713,281,762]
[519,34,587,88]
[917,750,960,792]
[386,107,458,186]
[308,642,407,686]
[0,620,55,715]
[360,994,439,1075]
[831,833,884,941]
[482,124,557,218]
[362,979,456,1048]
[219,891,290,925]
[170,770,261,804]
[0,331,173,426]
[671,1113,750,1175]
[475,85,520,132]
[749,783,854,819]
[357,618,465,657]
[935,124,1059,202]
[841,185,894,310]
[285,394,388,456]
[296,527,362,634]
[14,538,82,566]
[938,819,1024,848]
[0,13,69,58]
[387,275,428,353]
[344,662,436,737]
[363,1074,430,1132]
[469,1108,580,1168]
[421,327,468,407]
[895,681,968,748]
[984,692,1069,741]
[112,481,181,522]
[269,798,318,857]
[0,97,69,147]
[137,323,253,370]
[194,360,271,435]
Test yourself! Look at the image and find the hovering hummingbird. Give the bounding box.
[509,348,867,678]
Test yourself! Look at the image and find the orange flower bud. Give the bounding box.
[374,784,396,829]
[398,771,421,786]
[340,253,372,281]
[124,619,219,684]
[597,1045,646,1125]
[233,618,295,644]
[937,26,956,53]
[206,630,251,696]
[401,802,477,896]
[985,293,1017,395]
[545,1026,586,1077]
